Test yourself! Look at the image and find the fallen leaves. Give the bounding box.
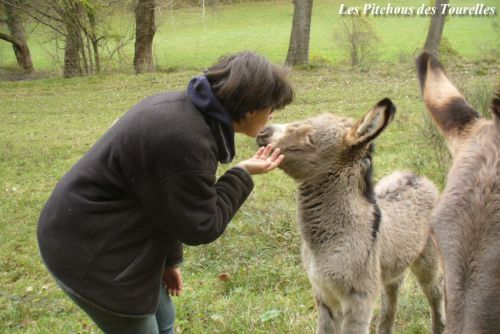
[218,273,230,282]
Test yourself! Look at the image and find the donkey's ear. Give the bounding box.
[346,98,396,147]
[491,88,500,119]
[491,88,500,130]
[416,52,480,138]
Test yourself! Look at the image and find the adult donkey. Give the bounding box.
[416,52,500,333]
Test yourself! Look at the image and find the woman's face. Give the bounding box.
[233,108,274,138]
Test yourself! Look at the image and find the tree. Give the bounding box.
[423,0,449,57]
[61,0,85,77]
[334,14,378,67]
[9,0,114,78]
[85,4,101,74]
[0,0,34,74]
[285,0,313,66]
[133,0,156,74]
[59,0,107,77]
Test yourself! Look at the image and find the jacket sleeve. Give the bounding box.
[165,241,183,267]
[140,167,253,246]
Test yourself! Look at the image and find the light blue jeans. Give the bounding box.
[59,282,175,334]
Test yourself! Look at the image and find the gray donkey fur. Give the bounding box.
[417,52,500,334]
[256,99,444,334]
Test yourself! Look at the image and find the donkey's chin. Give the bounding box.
[255,135,269,147]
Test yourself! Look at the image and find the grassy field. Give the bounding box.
[1,61,498,333]
[1,0,499,333]
[0,0,499,73]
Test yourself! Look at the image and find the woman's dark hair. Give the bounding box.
[204,51,294,122]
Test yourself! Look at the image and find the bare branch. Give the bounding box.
[1,0,66,38]
[31,16,65,36]
[25,18,40,39]
[29,16,65,36]
[16,1,66,36]
[2,0,64,24]
[26,2,64,23]
[100,0,123,8]
[45,0,65,18]
[0,31,18,45]
[103,35,133,72]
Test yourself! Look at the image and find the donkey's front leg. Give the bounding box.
[316,293,341,334]
[340,292,376,334]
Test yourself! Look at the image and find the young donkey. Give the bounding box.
[417,52,500,333]
[256,99,444,334]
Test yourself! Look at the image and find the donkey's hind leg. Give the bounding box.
[410,238,445,334]
[377,277,403,334]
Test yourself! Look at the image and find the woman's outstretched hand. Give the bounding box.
[237,144,285,175]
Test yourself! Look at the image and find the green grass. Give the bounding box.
[0,0,498,73]
[1,58,498,333]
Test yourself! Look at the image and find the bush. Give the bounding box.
[333,13,379,67]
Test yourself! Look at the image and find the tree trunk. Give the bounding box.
[285,0,313,66]
[1,0,34,74]
[92,38,100,74]
[423,0,449,57]
[87,9,101,74]
[350,47,358,67]
[62,1,86,78]
[80,34,89,75]
[133,0,156,74]
[63,16,83,78]
[86,36,94,74]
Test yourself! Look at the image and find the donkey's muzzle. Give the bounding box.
[256,126,273,146]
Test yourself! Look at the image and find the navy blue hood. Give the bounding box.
[187,76,235,163]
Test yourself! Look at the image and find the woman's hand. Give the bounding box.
[162,266,183,296]
[237,144,285,175]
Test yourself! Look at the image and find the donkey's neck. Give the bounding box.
[296,170,380,250]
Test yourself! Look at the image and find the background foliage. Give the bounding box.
[0,0,498,75]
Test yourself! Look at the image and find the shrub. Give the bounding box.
[333,13,379,67]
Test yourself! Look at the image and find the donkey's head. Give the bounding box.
[416,52,500,155]
[256,99,396,182]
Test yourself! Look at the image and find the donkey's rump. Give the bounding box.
[375,171,439,281]
[375,171,438,225]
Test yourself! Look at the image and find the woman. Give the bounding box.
[37,51,294,333]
